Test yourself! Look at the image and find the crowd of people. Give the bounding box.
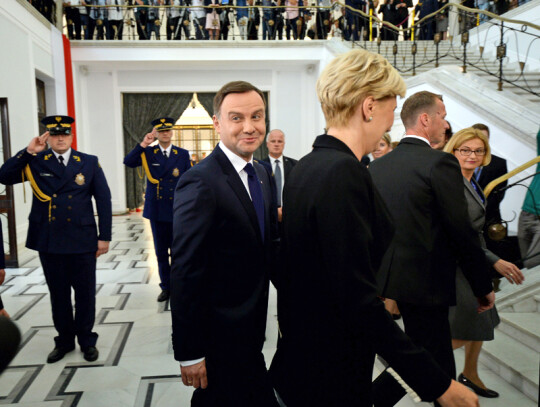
[1,47,539,407]
[53,0,526,41]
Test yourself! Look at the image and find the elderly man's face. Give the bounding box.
[48,134,73,155]
[267,131,285,158]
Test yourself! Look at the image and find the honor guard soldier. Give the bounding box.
[0,115,112,364]
[123,117,191,302]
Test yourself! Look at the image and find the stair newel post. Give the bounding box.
[497,21,506,91]
[434,33,440,68]
[461,30,469,73]
[411,40,417,76]
[393,40,398,69]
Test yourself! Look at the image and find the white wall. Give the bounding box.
[71,42,335,213]
[0,0,66,250]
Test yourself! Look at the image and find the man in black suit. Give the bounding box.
[263,129,297,221]
[471,123,508,226]
[370,91,495,406]
[170,81,279,406]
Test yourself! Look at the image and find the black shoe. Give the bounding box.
[82,346,99,362]
[157,289,170,302]
[47,346,74,363]
[458,373,499,398]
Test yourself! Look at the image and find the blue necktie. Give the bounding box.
[244,163,265,241]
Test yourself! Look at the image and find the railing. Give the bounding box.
[348,2,540,97]
[485,156,540,198]
[62,3,540,96]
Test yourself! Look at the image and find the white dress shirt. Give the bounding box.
[403,135,430,146]
[159,144,172,157]
[53,148,72,166]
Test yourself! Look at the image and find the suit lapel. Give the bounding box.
[56,150,83,191]
[214,149,262,243]
[41,150,64,179]
[464,177,485,211]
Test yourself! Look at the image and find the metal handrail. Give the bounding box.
[484,156,540,198]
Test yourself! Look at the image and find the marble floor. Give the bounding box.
[0,214,536,406]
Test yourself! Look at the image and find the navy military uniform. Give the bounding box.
[123,118,191,297]
[0,116,112,359]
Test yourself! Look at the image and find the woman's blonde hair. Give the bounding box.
[381,133,392,146]
[317,49,406,128]
[443,127,492,167]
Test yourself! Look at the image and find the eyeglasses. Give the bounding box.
[454,148,486,156]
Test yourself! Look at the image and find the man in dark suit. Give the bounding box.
[170,81,279,406]
[471,123,508,227]
[370,91,495,406]
[262,129,297,221]
[0,115,112,364]
[124,118,191,302]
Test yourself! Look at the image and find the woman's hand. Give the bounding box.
[493,259,524,285]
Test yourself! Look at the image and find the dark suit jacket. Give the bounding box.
[124,144,191,223]
[0,149,112,254]
[270,135,450,406]
[476,153,508,224]
[170,144,278,362]
[262,155,297,179]
[369,137,493,306]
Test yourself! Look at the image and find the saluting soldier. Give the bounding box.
[0,115,112,364]
[123,118,191,302]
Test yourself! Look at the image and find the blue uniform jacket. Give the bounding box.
[0,149,112,254]
[123,144,191,222]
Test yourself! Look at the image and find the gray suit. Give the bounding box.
[449,176,500,341]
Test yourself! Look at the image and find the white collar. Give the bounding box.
[218,142,253,174]
[52,148,72,162]
[159,144,172,155]
[269,155,283,163]
[403,135,430,146]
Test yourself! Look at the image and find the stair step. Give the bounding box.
[498,312,540,352]
[480,328,539,402]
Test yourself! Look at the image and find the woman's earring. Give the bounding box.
[368,116,373,122]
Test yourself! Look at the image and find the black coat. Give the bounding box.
[270,135,451,406]
[476,153,508,224]
[369,137,493,306]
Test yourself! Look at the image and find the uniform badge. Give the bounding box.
[72,155,81,162]
[44,153,52,160]
[154,148,159,154]
[172,168,180,177]
[75,173,85,185]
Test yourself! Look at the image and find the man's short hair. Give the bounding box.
[213,81,266,118]
[471,123,490,137]
[317,49,406,128]
[266,129,284,142]
[400,91,443,129]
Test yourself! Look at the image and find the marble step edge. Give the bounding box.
[497,313,540,353]
[496,282,540,309]
[479,330,539,402]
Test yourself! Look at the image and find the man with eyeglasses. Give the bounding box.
[370,91,495,407]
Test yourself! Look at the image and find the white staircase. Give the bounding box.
[478,267,540,403]
[356,40,540,111]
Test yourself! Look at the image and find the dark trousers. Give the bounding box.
[150,220,173,290]
[87,17,105,39]
[315,10,330,39]
[192,351,279,407]
[136,11,148,39]
[40,252,98,350]
[372,302,455,407]
[66,7,82,40]
[285,17,298,39]
[107,19,124,39]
